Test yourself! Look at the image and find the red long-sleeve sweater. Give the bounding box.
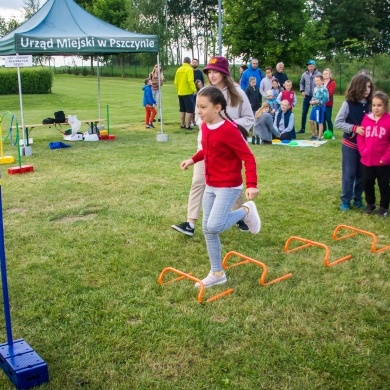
[192,120,258,189]
[325,78,336,107]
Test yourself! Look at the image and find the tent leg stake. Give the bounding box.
[156,133,168,142]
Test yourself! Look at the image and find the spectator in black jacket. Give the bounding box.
[245,76,261,115]
[273,62,288,89]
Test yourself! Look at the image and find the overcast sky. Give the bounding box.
[0,0,40,20]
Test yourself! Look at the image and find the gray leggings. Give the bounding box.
[202,185,246,272]
[187,160,243,221]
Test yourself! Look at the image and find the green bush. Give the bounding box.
[374,79,390,94]
[0,68,19,94]
[0,67,53,94]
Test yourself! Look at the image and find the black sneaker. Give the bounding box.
[149,123,155,128]
[363,204,376,215]
[376,208,388,218]
[171,222,194,236]
[236,219,249,232]
[297,129,305,134]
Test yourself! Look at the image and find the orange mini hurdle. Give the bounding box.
[332,224,390,254]
[284,236,352,267]
[158,267,234,303]
[222,251,293,285]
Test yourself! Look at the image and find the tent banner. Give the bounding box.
[15,34,159,54]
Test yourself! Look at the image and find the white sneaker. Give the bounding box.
[243,201,261,234]
[195,270,227,288]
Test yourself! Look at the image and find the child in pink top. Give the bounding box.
[357,91,390,217]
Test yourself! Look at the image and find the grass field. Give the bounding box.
[0,75,388,390]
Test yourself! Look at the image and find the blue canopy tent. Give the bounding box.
[0,0,159,55]
[0,0,162,138]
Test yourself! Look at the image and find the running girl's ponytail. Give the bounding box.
[222,110,249,139]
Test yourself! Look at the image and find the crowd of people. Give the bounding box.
[144,57,337,142]
[170,57,339,143]
[143,55,390,288]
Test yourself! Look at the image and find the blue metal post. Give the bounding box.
[0,173,13,344]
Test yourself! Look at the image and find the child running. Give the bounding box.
[357,91,390,217]
[335,74,374,211]
[180,86,261,288]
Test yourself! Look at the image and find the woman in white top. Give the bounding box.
[172,56,254,236]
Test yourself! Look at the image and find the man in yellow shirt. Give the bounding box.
[174,57,197,130]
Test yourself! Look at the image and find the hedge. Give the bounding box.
[0,67,53,95]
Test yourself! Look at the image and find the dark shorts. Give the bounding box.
[178,95,195,114]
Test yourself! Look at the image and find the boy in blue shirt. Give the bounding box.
[309,75,329,140]
[142,78,157,129]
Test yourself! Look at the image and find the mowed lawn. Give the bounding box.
[0,74,388,389]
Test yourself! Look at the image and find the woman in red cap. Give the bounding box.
[172,56,254,237]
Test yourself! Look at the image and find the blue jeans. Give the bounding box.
[202,186,246,272]
[341,144,363,204]
[301,95,311,130]
[323,106,333,132]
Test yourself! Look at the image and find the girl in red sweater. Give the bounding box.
[357,91,390,217]
[180,86,261,288]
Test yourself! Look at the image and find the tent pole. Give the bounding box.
[157,53,163,134]
[0,169,14,344]
[97,56,101,120]
[16,65,27,148]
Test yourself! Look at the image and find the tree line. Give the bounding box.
[1,0,389,67]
